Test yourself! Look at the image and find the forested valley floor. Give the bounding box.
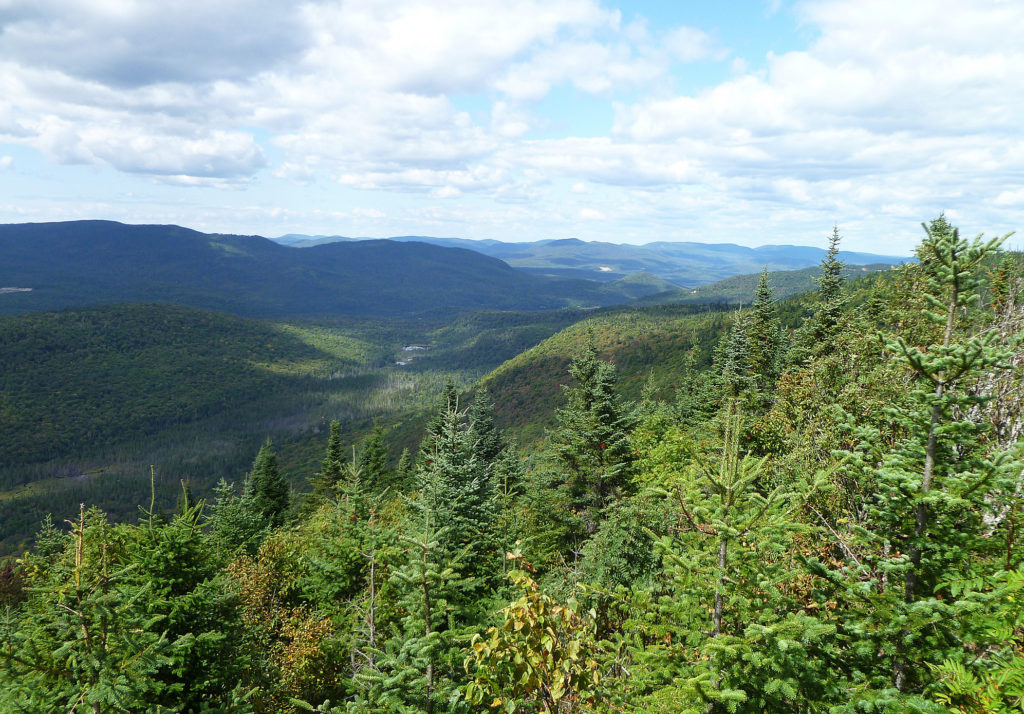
[2,217,1023,712]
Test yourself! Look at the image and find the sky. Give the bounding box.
[1,0,1023,254]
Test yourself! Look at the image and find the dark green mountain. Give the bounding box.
[0,221,647,318]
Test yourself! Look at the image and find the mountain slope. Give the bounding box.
[0,221,640,317]
[638,263,895,306]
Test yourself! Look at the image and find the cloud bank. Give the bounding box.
[1,0,1022,251]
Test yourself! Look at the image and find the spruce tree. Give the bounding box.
[715,310,755,400]
[394,447,415,493]
[353,402,490,712]
[674,347,717,427]
[467,390,505,465]
[821,215,1021,704]
[416,398,494,584]
[310,420,346,502]
[0,507,173,713]
[815,225,846,338]
[791,225,847,363]
[746,268,783,394]
[548,340,634,542]
[358,424,391,495]
[246,439,290,528]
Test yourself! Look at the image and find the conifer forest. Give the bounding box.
[2,216,1023,713]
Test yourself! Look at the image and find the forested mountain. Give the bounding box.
[0,221,653,317]
[278,232,905,285]
[638,262,895,306]
[0,302,595,553]
[1,218,1022,713]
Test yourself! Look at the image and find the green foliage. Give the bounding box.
[3,215,1022,714]
[931,568,1024,713]
[746,269,783,395]
[715,311,755,400]
[0,507,174,713]
[822,215,1022,701]
[248,441,291,528]
[548,339,635,541]
[358,425,392,496]
[466,554,603,713]
[648,403,821,712]
[352,517,474,713]
[790,226,848,363]
[310,421,346,503]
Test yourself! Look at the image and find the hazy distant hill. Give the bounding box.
[275,233,906,285]
[638,263,896,306]
[0,221,654,318]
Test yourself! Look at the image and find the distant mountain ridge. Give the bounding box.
[273,233,906,286]
[0,220,649,318]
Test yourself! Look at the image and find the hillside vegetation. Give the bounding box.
[1,219,1021,714]
[0,220,654,318]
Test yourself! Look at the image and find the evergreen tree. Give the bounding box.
[649,403,826,712]
[246,440,290,528]
[674,347,717,427]
[416,399,495,584]
[791,226,846,363]
[358,424,391,495]
[352,517,472,714]
[206,478,268,557]
[489,444,525,576]
[0,507,173,713]
[353,403,490,713]
[127,497,250,711]
[746,268,783,394]
[818,215,1021,705]
[394,447,415,493]
[467,390,505,465]
[310,420,346,502]
[715,310,755,400]
[548,340,634,542]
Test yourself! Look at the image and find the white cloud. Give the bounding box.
[663,26,725,63]
[0,0,1022,252]
[0,155,11,169]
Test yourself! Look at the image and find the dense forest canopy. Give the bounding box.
[1,216,1022,712]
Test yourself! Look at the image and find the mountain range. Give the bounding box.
[273,233,906,286]
[0,221,653,318]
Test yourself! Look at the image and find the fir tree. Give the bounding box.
[358,424,391,495]
[715,310,755,400]
[651,403,826,712]
[246,439,290,528]
[127,497,250,711]
[206,478,268,557]
[822,215,1021,703]
[0,506,173,713]
[310,420,346,502]
[548,340,634,542]
[746,268,783,394]
[467,390,505,465]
